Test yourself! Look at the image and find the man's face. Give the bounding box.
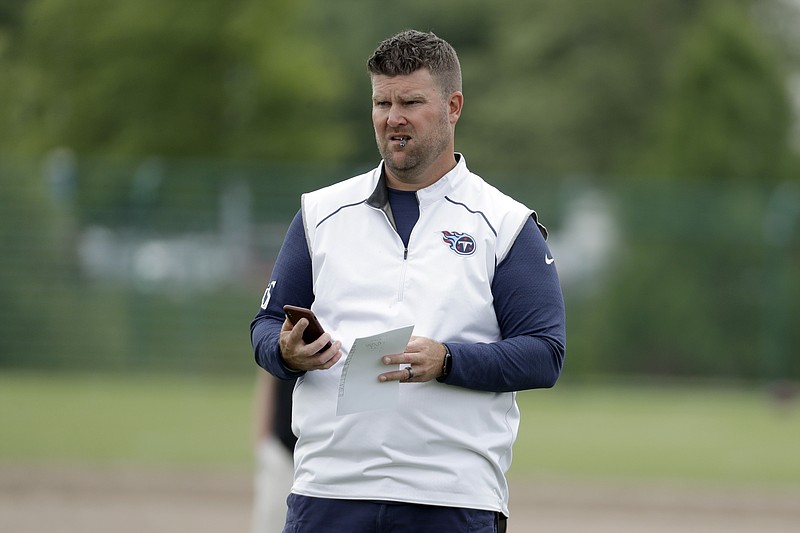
[371,69,461,189]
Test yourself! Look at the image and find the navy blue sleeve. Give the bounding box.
[250,210,314,379]
[441,216,566,392]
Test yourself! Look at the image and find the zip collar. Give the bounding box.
[366,153,467,211]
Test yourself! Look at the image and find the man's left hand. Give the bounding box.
[378,336,446,383]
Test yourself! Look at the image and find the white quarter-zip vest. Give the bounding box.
[291,156,533,516]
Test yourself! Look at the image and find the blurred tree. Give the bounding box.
[574,1,799,380]
[1,0,794,182]
[0,0,26,49]
[637,0,794,182]
[0,0,27,147]
[221,0,352,161]
[0,0,351,161]
[457,0,706,181]
[4,0,229,156]
[0,0,359,226]
[0,158,71,366]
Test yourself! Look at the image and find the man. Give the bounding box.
[250,371,296,532]
[251,29,565,533]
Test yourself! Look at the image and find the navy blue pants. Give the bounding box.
[282,494,505,533]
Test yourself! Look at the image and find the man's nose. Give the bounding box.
[387,106,407,127]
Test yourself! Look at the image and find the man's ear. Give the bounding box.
[448,91,464,124]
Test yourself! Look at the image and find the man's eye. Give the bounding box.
[374,101,390,108]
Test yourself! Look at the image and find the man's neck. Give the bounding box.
[385,153,457,191]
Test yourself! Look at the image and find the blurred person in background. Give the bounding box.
[250,29,565,532]
[250,371,296,533]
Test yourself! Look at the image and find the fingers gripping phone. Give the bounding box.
[283,305,333,352]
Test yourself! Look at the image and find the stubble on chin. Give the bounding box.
[378,140,415,174]
[383,151,421,183]
[386,149,411,168]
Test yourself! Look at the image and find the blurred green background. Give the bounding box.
[1,0,799,487]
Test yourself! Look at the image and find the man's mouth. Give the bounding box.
[391,135,410,148]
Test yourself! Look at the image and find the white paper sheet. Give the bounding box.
[336,324,415,416]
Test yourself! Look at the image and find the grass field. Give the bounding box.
[1,371,799,488]
[513,380,800,486]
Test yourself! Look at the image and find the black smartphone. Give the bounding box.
[283,305,333,351]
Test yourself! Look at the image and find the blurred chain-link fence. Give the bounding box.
[1,153,797,380]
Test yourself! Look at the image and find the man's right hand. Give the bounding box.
[279,317,342,371]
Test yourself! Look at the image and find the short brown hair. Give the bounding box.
[367,30,462,96]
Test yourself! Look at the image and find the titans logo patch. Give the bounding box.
[441,231,476,256]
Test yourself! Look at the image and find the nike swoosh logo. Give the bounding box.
[545,254,555,265]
